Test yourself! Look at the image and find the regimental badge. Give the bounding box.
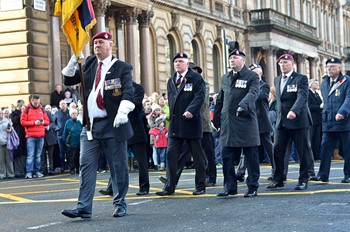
[335,89,340,96]
[235,79,247,88]
[287,84,298,92]
[184,83,193,91]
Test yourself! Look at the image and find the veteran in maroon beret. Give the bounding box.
[61,31,135,219]
[266,53,314,191]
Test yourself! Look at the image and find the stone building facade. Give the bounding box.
[0,0,349,106]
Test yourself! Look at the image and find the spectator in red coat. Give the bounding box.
[149,118,168,171]
[20,94,49,179]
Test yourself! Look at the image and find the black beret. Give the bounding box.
[173,52,189,62]
[229,49,246,58]
[326,57,341,65]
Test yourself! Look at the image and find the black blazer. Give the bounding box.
[167,68,205,139]
[308,89,322,125]
[274,71,312,130]
[64,55,134,141]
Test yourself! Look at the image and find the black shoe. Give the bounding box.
[136,190,149,196]
[244,190,257,198]
[341,177,350,183]
[192,189,205,195]
[266,182,284,189]
[99,189,113,196]
[155,190,174,196]
[205,182,215,187]
[236,176,245,183]
[112,207,127,217]
[159,176,167,184]
[294,182,308,190]
[312,176,329,182]
[62,209,91,219]
[217,191,238,197]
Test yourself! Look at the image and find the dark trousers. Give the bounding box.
[221,146,260,192]
[309,124,322,159]
[318,131,350,178]
[41,144,54,173]
[69,147,80,171]
[202,132,217,184]
[58,138,67,170]
[164,137,206,193]
[274,127,313,183]
[129,142,150,192]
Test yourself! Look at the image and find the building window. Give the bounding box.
[324,11,328,41]
[306,1,311,25]
[166,35,176,76]
[331,15,335,43]
[231,0,237,6]
[191,40,199,65]
[194,0,203,5]
[286,0,291,16]
[316,7,320,38]
[215,2,223,12]
[256,0,262,9]
[272,0,277,10]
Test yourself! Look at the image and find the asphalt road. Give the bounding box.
[1,160,350,232]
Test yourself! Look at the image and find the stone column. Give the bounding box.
[92,0,111,34]
[138,10,154,95]
[50,0,62,88]
[265,47,276,87]
[115,11,125,61]
[124,8,141,83]
[309,57,317,80]
[297,54,306,75]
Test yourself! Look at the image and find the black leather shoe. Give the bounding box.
[62,209,91,218]
[236,176,245,183]
[136,190,149,196]
[244,190,257,198]
[266,182,284,189]
[155,190,174,196]
[193,189,205,195]
[311,176,329,182]
[294,182,308,190]
[341,178,350,183]
[99,189,113,196]
[217,191,238,197]
[112,207,126,217]
[159,176,167,184]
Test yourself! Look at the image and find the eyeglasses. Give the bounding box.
[249,63,262,70]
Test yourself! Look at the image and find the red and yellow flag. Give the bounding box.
[54,0,96,55]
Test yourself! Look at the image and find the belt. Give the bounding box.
[93,117,108,123]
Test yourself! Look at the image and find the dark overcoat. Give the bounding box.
[214,65,260,147]
[321,73,350,132]
[256,80,273,134]
[274,71,312,130]
[44,110,58,146]
[308,89,322,125]
[64,55,134,141]
[128,82,148,145]
[167,68,205,139]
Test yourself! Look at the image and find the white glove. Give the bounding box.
[62,55,78,76]
[113,100,135,127]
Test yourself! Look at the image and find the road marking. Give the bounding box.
[129,200,153,205]
[27,222,62,230]
[0,193,34,202]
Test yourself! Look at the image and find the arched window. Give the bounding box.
[213,45,220,92]
[191,40,199,65]
[166,35,176,77]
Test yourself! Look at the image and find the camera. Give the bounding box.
[39,119,44,123]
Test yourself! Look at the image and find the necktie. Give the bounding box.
[95,62,104,109]
[330,80,335,88]
[176,75,182,87]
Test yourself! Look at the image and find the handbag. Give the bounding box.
[66,122,77,145]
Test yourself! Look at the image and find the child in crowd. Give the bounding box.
[149,117,168,171]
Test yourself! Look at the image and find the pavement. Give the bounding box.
[1,160,350,232]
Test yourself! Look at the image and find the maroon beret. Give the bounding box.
[278,54,294,62]
[92,32,112,41]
